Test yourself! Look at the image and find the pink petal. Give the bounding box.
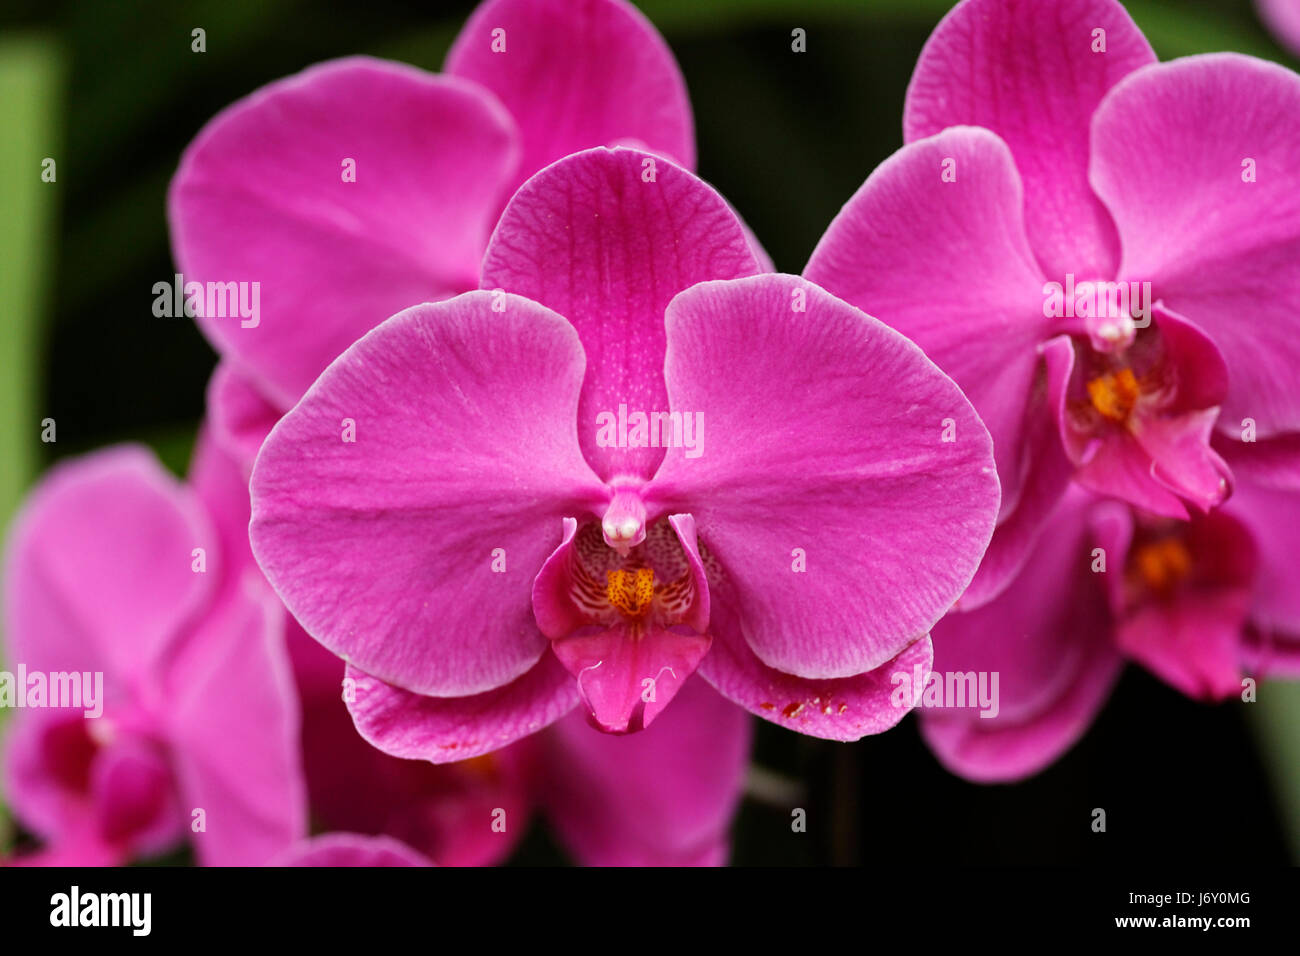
[164,576,306,866]
[1090,54,1300,435]
[959,334,1076,609]
[1133,409,1231,512]
[1117,594,1250,702]
[1213,432,1300,493]
[206,363,281,473]
[1086,497,1133,613]
[1151,305,1230,414]
[272,833,432,867]
[920,489,1123,781]
[904,0,1155,278]
[445,0,693,191]
[552,624,710,735]
[1074,431,1190,518]
[345,655,579,765]
[731,201,776,274]
[804,127,1051,560]
[919,643,1122,783]
[699,598,935,742]
[666,512,711,633]
[540,675,750,866]
[650,273,1000,678]
[531,518,591,640]
[480,147,761,481]
[187,423,258,583]
[250,293,604,697]
[941,491,1112,721]
[3,445,213,683]
[169,57,519,408]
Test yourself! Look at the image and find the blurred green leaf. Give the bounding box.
[0,33,62,847]
[1251,683,1300,863]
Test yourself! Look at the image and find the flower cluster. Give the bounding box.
[3,0,1297,865]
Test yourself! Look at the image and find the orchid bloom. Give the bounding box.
[291,626,753,865]
[805,0,1300,607]
[920,451,1300,782]
[248,145,1000,749]
[1,438,304,865]
[168,0,703,469]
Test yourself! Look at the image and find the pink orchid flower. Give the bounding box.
[919,449,1300,782]
[248,144,1000,747]
[805,0,1300,607]
[168,0,704,469]
[1259,0,1300,57]
[292,625,756,866]
[291,627,753,865]
[1,437,304,865]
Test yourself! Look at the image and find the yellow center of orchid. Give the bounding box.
[1131,537,1193,595]
[1086,367,1140,424]
[606,568,655,619]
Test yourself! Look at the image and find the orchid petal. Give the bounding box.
[904,0,1155,278]
[540,676,750,865]
[169,57,518,407]
[446,0,693,190]
[481,147,760,481]
[250,293,603,696]
[651,273,999,678]
[345,656,578,765]
[3,446,213,684]
[1090,54,1300,435]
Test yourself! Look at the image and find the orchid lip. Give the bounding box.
[554,518,705,636]
[1059,311,1232,517]
[532,514,712,734]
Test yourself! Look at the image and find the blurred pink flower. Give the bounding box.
[168,0,703,470]
[1,437,304,865]
[919,449,1300,782]
[806,0,1300,607]
[248,146,999,745]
